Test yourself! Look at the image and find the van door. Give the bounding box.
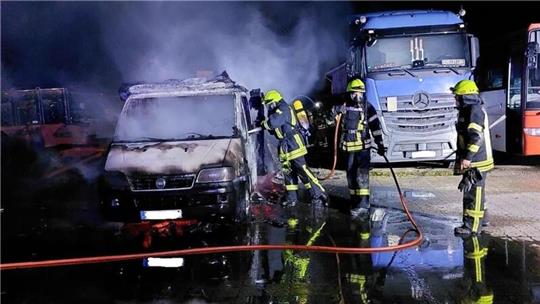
[238,94,258,189]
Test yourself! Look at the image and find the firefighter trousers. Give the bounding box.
[347,149,370,209]
[463,171,488,233]
[282,156,326,203]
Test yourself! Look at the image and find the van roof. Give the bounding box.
[123,71,247,100]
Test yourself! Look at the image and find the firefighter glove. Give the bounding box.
[254,119,263,128]
[377,144,387,156]
[458,168,482,192]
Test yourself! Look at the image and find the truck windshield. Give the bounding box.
[114,95,236,142]
[366,33,470,72]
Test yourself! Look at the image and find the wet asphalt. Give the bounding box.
[1,173,540,304]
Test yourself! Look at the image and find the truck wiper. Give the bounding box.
[444,66,461,75]
[400,68,418,78]
[432,66,461,75]
[382,67,417,78]
[426,64,462,75]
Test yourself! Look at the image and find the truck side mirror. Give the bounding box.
[469,35,480,69]
[326,62,348,95]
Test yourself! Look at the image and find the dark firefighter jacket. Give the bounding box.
[262,100,307,161]
[456,95,494,172]
[340,99,383,152]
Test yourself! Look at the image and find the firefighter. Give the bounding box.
[333,79,386,217]
[260,90,328,207]
[459,235,494,304]
[451,80,494,236]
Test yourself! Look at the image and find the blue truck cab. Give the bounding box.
[327,10,480,163]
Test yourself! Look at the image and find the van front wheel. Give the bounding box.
[235,180,251,224]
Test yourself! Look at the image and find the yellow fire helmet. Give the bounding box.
[263,90,283,104]
[347,79,366,93]
[451,79,479,95]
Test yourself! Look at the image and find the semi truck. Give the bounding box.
[327,10,480,163]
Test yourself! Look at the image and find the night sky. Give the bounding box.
[1,1,538,94]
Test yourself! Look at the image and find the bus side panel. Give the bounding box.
[523,110,540,155]
[481,90,507,152]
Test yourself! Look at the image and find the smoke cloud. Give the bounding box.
[1,2,350,179]
[96,2,349,101]
[2,1,349,114]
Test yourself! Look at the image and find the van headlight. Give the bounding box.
[196,167,235,183]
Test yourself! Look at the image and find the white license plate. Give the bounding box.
[144,257,184,268]
[140,209,182,220]
[411,151,437,159]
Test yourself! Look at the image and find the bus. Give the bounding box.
[478,23,540,156]
[1,87,104,160]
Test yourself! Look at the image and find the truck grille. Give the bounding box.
[380,93,458,133]
[128,174,195,191]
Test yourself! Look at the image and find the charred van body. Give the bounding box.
[99,73,258,223]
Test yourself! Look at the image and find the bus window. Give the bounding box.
[41,91,66,124]
[1,102,15,127]
[1,93,15,127]
[485,68,504,90]
[509,55,522,109]
[15,94,40,125]
[527,31,540,109]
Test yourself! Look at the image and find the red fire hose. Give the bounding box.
[319,113,342,181]
[0,151,422,271]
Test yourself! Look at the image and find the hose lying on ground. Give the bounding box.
[0,152,422,271]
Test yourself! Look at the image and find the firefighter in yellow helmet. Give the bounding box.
[451,80,494,236]
[261,90,328,207]
[333,79,386,218]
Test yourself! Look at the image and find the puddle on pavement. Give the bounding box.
[2,196,540,303]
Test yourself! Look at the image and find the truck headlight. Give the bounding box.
[524,128,540,136]
[196,167,235,183]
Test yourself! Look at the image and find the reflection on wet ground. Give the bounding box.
[2,187,540,303]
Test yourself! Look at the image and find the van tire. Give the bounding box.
[235,180,251,224]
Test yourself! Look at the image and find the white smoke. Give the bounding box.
[97,2,349,101]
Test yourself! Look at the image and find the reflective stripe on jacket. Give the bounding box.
[262,100,307,160]
[340,100,383,152]
[457,96,494,172]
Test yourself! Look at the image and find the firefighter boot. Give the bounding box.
[312,192,329,208]
[351,195,370,219]
[454,225,475,236]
